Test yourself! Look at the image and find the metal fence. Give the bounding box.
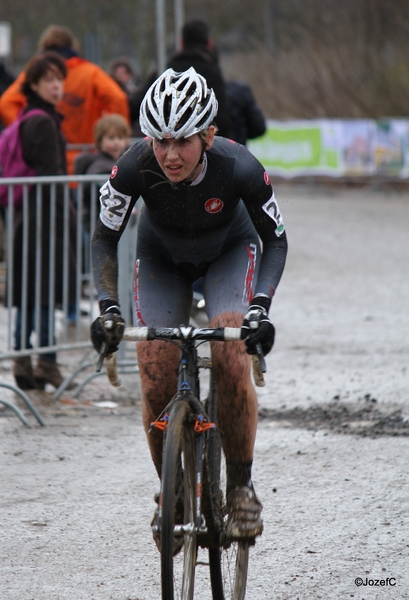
[0,173,138,423]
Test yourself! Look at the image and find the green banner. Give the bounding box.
[248,119,409,178]
[248,120,341,176]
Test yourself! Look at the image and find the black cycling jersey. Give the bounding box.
[92,136,287,311]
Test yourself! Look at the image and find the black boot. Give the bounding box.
[13,356,43,390]
[33,358,76,390]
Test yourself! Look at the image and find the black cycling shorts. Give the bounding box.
[132,205,261,327]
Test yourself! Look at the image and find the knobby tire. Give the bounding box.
[161,397,197,600]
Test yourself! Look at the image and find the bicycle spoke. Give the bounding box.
[221,541,249,600]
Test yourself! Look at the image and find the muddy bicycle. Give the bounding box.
[102,324,265,600]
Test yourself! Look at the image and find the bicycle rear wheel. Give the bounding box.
[161,397,197,600]
[209,543,249,600]
[205,375,250,600]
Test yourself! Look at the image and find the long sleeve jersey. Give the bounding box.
[92,136,287,309]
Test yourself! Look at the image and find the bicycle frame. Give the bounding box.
[104,323,265,535]
[150,329,219,539]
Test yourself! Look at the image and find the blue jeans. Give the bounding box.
[14,307,56,362]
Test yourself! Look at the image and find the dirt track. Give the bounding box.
[1,183,408,599]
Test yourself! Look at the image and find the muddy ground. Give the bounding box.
[1,183,408,599]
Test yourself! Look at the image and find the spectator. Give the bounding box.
[0,61,14,97]
[132,18,231,138]
[167,18,231,137]
[133,19,231,137]
[74,113,131,232]
[10,51,77,390]
[0,25,130,174]
[0,62,14,136]
[226,80,267,146]
[109,57,144,137]
[0,60,16,249]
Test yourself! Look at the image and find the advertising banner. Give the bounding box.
[373,119,409,178]
[340,120,375,176]
[248,118,409,178]
[248,120,342,177]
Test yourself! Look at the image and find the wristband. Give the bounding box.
[250,295,271,313]
[99,300,121,315]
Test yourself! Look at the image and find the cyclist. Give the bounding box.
[90,67,288,541]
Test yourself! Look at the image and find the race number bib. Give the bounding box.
[262,193,285,236]
[99,181,132,231]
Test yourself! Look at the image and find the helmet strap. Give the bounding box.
[183,150,206,184]
[184,162,201,183]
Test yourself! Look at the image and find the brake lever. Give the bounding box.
[255,343,266,373]
[251,344,266,388]
[96,342,107,373]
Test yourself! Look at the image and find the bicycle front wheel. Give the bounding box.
[161,397,197,600]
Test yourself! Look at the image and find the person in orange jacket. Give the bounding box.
[0,25,130,175]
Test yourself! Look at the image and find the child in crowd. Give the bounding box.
[74,114,131,232]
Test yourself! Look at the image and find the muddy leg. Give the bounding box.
[210,312,258,490]
[137,340,180,477]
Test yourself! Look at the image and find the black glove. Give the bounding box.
[90,304,125,355]
[241,295,275,356]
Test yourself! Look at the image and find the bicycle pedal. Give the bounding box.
[199,514,208,533]
[197,357,212,369]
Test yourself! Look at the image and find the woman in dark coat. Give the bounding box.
[12,51,77,390]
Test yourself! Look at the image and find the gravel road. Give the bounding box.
[1,183,408,599]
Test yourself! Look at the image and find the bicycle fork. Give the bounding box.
[194,428,207,534]
[152,347,215,540]
[153,408,215,539]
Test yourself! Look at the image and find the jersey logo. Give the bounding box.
[262,192,285,236]
[205,198,224,214]
[99,180,132,231]
[264,171,270,185]
[110,165,118,178]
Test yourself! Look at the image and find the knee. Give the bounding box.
[137,340,179,403]
[210,312,248,366]
[137,340,179,377]
[209,311,243,329]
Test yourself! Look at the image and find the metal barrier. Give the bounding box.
[0,174,138,425]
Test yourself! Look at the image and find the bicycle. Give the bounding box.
[102,324,266,600]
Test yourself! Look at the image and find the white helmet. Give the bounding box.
[139,67,218,139]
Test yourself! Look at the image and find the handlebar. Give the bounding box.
[98,325,266,388]
[122,325,243,343]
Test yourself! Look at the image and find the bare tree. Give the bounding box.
[2,0,409,117]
